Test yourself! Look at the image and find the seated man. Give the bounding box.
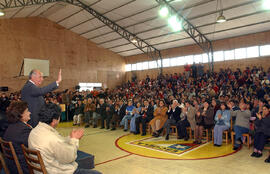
[73,100,84,126]
[229,101,251,150]
[163,100,181,140]
[28,103,101,174]
[135,100,154,136]
[120,100,135,131]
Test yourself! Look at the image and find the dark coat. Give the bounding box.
[100,103,107,118]
[107,104,116,117]
[21,81,58,127]
[140,105,154,120]
[3,121,32,174]
[167,106,181,122]
[0,110,8,137]
[255,113,270,136]
[74,103,84,115]
[196,107,214,126]
[119,104,127,119]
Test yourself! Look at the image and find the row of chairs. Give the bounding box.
[0,138,47,174]
[147,123,252,148]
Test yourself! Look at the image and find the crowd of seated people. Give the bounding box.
[1,65,270,171]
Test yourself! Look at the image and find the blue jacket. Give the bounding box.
[215,109,231,127]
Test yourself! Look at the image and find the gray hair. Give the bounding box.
[29,69,37,79]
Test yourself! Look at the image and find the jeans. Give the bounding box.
[234,125,249,147]
[120,115,132,130]
[130,114,141,132]
[92,112,100,126]
[213,124,229,145]
[74,168,101,174]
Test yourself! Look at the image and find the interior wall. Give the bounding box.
[125,30,270,81]
[0,17,125,92]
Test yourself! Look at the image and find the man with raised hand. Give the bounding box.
[21,69,62,127]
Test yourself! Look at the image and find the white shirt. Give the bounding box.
[28,122,79,174]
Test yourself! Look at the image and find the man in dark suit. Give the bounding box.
[135,100,154,136]
[163,99,181,140]
[21,69,62,127]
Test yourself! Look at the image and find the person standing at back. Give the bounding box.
[21,69,62,127]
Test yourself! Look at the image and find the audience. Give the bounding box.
[73,100,84,126]
[229,101,251,150]
[135,100,154,136]
[120,100,134,131]
[163,100,181,140]
[177,105,190,140]
[213,102,231,147]
[0,65,270,169]
[194,101,214,144]
[3,101,32,174]
[28,103,101,174]
[251,104,270,161]
[130,102,142,134]
[149,100,168,137]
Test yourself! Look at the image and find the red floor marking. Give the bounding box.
[95,154,132,166]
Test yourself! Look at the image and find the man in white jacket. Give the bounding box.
[28,103,101,174]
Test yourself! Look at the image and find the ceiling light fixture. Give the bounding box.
[159,6,169,17]
[263,0,270,10]
[216,0,226,23]
[216,11,226,23]
[131,37,138,43]
[168,15,182,31]
[0,9,5,16]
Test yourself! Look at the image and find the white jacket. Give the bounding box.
[28,122,79,174]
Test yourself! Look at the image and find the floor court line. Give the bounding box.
[95,154,133,166]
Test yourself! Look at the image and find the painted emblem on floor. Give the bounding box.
[116,134,238,160]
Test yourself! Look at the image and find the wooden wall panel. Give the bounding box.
[0,17,125,92]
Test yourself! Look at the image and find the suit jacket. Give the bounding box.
[167,106,181,122]
[255,113,270,136]
[21,80,58,127]
[187,106,196,130]
[196,107,214,126]
[3,121,32,174]
[140,105,154,120]
[119,104,127,119]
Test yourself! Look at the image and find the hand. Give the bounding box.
[218,114,222,119]
[196,111,201,117]
[256,113,262,120]
[70,129,84,139]
[56,69,62,84]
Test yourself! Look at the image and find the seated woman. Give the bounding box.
[194,101,214,144]
[213,102,231,146]
[177,106,190,140]
[251,104,270,160]
[149,100,168,137]
[130,102,142,134]
[3,101,32,174]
